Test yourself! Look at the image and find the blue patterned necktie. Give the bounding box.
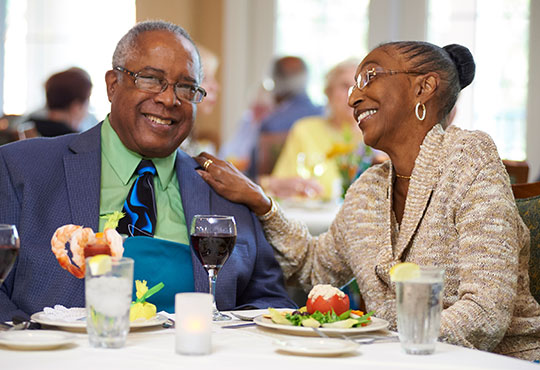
[117,160,157,237]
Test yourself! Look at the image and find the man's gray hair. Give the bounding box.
[112,20,202,80]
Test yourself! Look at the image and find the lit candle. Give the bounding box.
[175,293,213,355]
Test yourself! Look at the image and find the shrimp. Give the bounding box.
[104,228,124,257]
[51,224,125,279]
[51,224,85,278]
[70,227,97,270]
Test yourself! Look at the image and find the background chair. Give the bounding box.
[16,121,39,140]
[0,114,23,145]
[512,181,540,303]
[504,159,529,184]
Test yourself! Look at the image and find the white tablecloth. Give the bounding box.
[2,310,537,370]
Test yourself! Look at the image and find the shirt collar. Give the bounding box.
[101,115,177,188]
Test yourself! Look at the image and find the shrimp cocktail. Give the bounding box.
[50,213,135,348]
[50,212,125,278]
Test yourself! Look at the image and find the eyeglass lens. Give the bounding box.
[135,75,204,103]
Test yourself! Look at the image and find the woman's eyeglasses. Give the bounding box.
[348,68,423,96]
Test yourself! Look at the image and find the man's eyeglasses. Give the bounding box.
[114,66,207,104]
[349,68,423,96]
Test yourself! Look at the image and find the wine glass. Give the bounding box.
[190,215,237,321]
[0,224,20,285]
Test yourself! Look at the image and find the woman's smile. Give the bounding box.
[356,109,377,127]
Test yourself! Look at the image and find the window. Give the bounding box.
[2,0,135,122]
[428,0,530,160]
[275,0,370,105]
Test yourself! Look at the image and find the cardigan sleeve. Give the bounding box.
[439,159,522,351]
[260,198,355,292]
[259,164,389,293]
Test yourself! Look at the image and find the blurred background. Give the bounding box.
[0,0,539,180]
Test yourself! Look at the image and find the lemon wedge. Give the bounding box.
[389,262,420,282]
[88,254,112,275]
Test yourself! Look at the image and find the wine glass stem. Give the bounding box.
[208,268,218,310]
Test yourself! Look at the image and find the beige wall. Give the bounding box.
[136,0,224,148]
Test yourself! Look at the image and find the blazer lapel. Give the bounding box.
[175,150,211,293]
[64,125,102,230]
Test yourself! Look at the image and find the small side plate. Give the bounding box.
[275,338,359,356]
[0,330,76,350]
[31,311,168,331]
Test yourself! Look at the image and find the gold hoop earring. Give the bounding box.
[415,102,426,121]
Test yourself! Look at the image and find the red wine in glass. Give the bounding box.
[0,225,20,285]
[191,234,236,273]
[190,215,236,321]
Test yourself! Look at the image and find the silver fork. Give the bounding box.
[9,322,30,331]
[311,327,330,338]
[312,327,398,344]
[312,327,359,345]
[0,321,30,331]
[230,312,256,321]
[346,335,399,344]
[162,318,175,329]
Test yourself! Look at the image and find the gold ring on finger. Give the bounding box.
[202,158,213,171]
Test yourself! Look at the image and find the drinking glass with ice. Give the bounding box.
[85,256,134,348]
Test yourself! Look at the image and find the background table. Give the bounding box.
[2,310,537,370]
[278,199,340,235]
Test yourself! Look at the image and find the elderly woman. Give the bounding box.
[270,59,373,200]
[195,41,540,360]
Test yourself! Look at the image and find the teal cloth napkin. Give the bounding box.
[123,236,195,313]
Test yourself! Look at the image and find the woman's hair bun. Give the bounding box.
[443,44,476,89]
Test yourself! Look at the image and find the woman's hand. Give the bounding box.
[194,152,272,215]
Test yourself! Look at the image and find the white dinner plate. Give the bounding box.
[253,315,389,336]
[30,311,168,331]
[0,330,76,350]
[274,337,359,356]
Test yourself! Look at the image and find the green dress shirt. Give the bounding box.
[98,116,189,245]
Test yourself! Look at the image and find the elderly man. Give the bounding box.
[249,56,323,176]
[260,56,322,133]
[0,20,294,321]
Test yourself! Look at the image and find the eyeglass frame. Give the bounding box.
[349,67,424,95]
[114,66,207,104]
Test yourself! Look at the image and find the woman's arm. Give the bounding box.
[440,160,521,351]
[193,152,354,290]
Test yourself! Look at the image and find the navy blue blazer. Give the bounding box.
[0,124,294,321]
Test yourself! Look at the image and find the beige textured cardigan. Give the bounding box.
[262,124,540,359]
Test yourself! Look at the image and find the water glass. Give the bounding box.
[85,257,134,348]
[175,292,213,355]
[396,266,444,355]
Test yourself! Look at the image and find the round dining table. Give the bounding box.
[2,309,537,370]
